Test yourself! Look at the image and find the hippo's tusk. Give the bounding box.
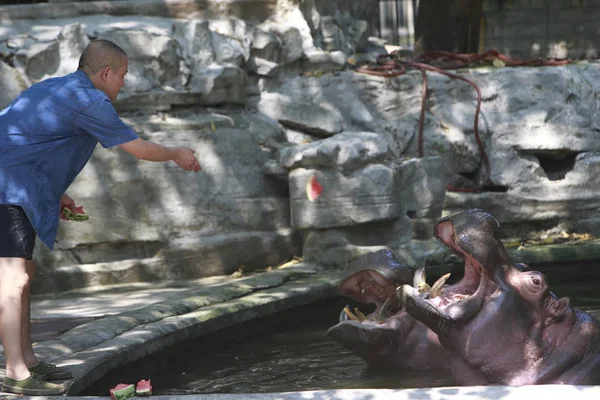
[430,273,451,298]
[396,285,404,303]
[343,305,363,322]
[354,307,367,321]
[413,262,431,293]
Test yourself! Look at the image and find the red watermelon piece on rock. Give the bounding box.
[306,175,323,201]
[109,383,135,400]
[136,379,152,396]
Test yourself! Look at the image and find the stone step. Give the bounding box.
[33,229,301,295]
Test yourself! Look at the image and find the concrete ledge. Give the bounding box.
[18,385,600,399]
[506,238,600,264]
[397,237,600,273]
[444,191,600,235]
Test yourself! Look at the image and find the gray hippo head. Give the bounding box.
[327,249,449,371]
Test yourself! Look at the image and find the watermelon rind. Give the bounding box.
[62,207,89,222]
[109,384,135,400]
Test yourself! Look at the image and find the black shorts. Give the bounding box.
[0,205,36,259]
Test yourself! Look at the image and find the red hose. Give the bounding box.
[354,49,571,192]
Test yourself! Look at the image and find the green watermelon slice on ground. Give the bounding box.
[109,383,135,400]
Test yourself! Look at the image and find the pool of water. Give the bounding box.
[155,307,453,395]
[83,266,600,396]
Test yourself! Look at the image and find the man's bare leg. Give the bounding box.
[21,259,38,367]
[0,257,32,380]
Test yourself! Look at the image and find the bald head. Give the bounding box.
[78,40,127,75]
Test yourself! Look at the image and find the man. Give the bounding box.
[0,40,201,395]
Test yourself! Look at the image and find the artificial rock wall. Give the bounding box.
[1,0,600,294]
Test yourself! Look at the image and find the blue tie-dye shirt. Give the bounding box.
[0,70,138,249]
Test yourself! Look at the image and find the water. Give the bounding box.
[83,270,600,396]
[156,313,453,395]
[157,325,451,395]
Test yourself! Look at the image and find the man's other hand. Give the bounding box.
[174,147,201,172]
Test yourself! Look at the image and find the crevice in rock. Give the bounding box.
[524,150,578,181]
[482,184,508,192]
[447,170,508,193]
[68,240,165,264]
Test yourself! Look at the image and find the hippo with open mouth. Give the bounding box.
[327,249,450,372]
[401,208,600,385]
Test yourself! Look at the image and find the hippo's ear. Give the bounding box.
[545,297,570,326]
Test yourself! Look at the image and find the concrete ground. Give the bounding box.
[1,263,344,396]
[0,263,599,400]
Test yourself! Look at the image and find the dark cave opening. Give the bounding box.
[528,150,578,181]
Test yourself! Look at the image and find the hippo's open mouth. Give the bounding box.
[335,260,479,330]
[400,219,490,329]
[336,268,404,327]
[426,219,485,306]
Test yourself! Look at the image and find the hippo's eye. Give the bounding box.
[530,274,544,287]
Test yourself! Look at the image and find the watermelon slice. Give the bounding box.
[136,379,152,396]
[306,175,323,201]
[109,383,135,400]
[62,206,89,222]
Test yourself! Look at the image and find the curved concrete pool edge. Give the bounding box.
[12,385,600,399]
[5,264,341,396]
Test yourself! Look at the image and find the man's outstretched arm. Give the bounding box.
[119,138,201,172]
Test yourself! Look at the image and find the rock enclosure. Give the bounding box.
[1,0,599,293]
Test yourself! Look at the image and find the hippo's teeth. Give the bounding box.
[430,272,451,298]
[413,261,428,289]
[354,307,367,321]
[396,286,403,302]
[418,283,431,294]
[361,288,366,295]
[343,305,364,322]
